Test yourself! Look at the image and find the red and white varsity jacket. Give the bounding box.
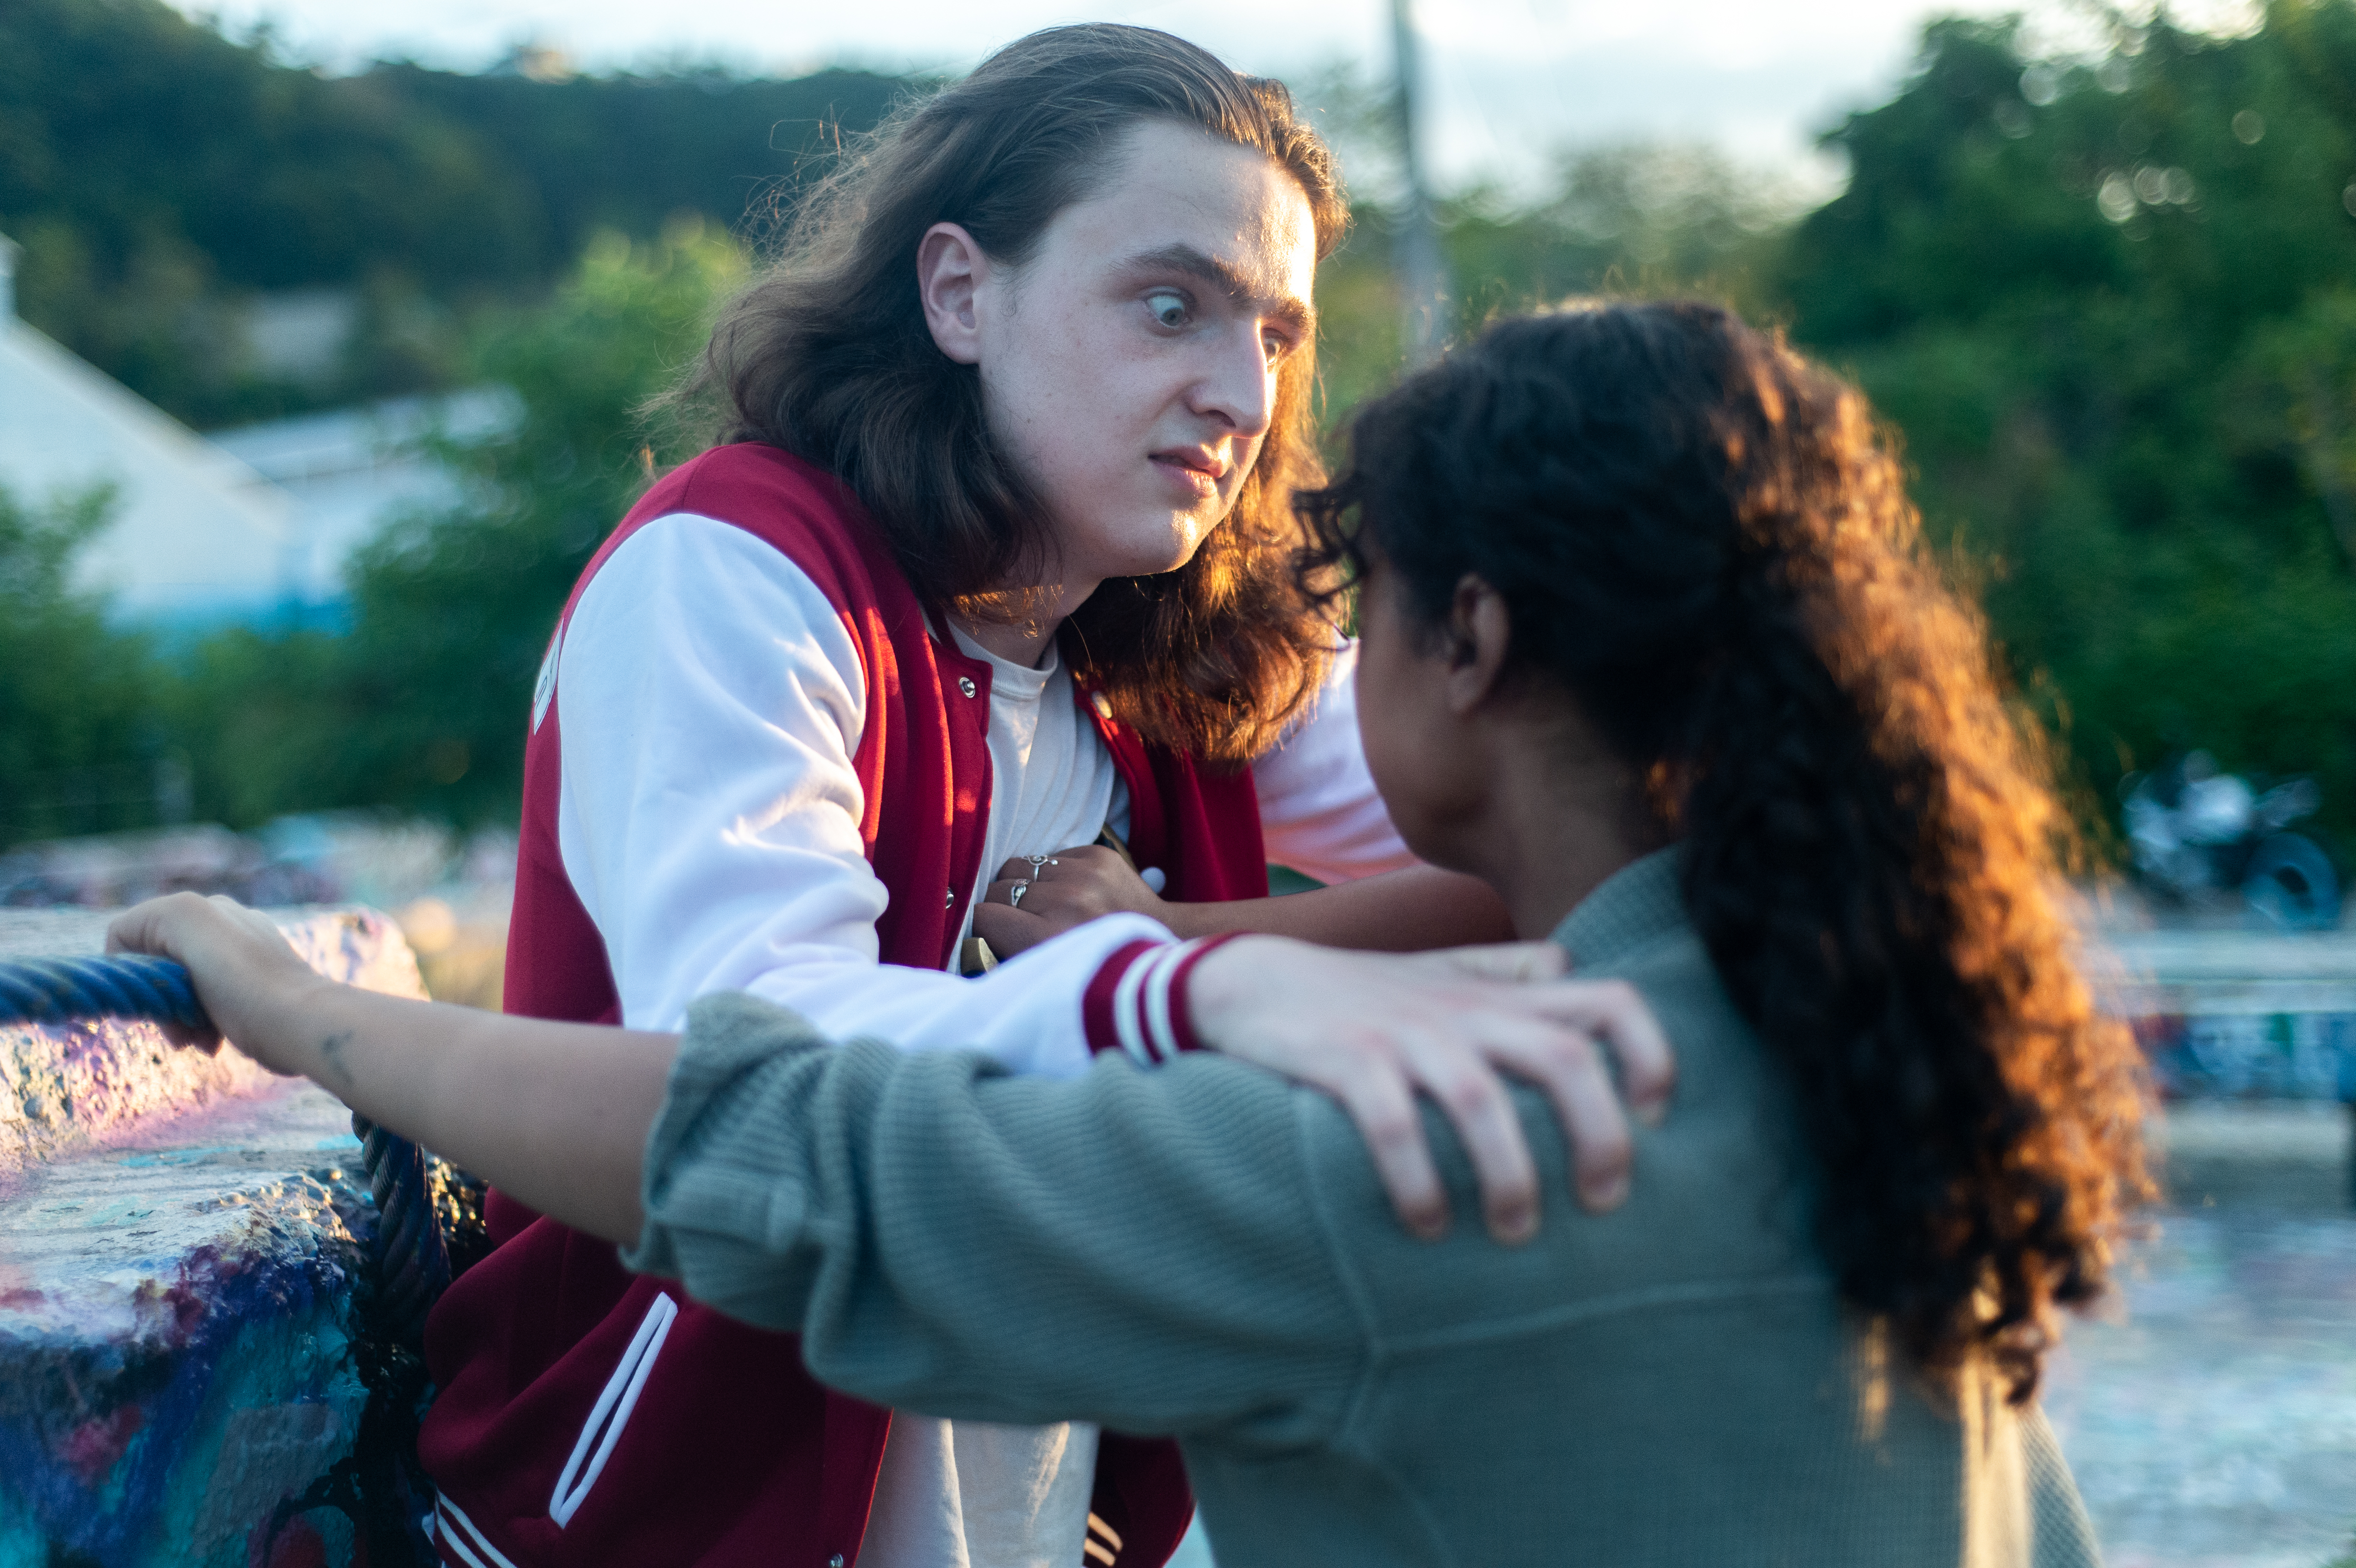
[416,444,1412,1568]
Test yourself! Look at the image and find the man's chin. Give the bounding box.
[1108,517,1214,579]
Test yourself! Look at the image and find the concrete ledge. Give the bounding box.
[0,909,425,1184]
[2099,928,2356,1019]
[0,908,426,1568]
[2095,929,2356,1101]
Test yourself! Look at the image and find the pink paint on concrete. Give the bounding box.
[0,907,426,1195]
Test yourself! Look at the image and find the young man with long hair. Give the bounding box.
[401,26,1669,1568]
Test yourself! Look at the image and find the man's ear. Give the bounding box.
[917,223,988,365]
[1442,575,1513,716]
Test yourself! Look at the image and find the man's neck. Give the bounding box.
[948,578,1097,669]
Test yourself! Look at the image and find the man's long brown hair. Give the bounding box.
[1301,303,2153,1404]
[673,25,1348,763]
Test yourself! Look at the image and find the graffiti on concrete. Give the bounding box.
[0,908,427,1568]
[2141,1013,2356,1100]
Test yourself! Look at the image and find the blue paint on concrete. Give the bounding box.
[0,1087,377,1567]
[0,909,430,1568]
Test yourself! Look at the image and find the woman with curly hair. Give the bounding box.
[114,299,2149,1564]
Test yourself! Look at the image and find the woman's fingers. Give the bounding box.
[102,892,310,1062]
[106,898,228,1053]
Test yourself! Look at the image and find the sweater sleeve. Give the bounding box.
[624,991,1365,1450]
[554,512,1172,1077]
[1251,640,1420,885]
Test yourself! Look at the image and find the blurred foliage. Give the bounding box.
[1298,58,1801,421]
[0,0,904,427]
[0,482,161,844]
[1315,145,1797,421]
[1778,4,2356,847]
[158,223,746,828]
[7,0,2356,871]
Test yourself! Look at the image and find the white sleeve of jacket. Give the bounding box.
[1251,640,1421,885]
[552,512,1170,1078]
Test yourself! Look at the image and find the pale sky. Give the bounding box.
[173,0,2260,199]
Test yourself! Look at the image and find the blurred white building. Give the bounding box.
[207,388,512,614]
[0,232,511,632]
[0,233,293,629]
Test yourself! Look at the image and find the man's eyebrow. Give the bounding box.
[1121,242,1314,333]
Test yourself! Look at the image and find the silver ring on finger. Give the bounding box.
[1008,879,1030,909]
[1025,854,1058,869]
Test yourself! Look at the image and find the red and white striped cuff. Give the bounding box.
[1081,934,1246,1065]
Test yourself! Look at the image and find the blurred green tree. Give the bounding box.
[0,0,905,427]
[169,222,746,826]
[1777,4,2356,846]
[1314,142,1795,431]
[0,482,161,847]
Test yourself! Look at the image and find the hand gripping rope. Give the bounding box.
[0,954,452,1343]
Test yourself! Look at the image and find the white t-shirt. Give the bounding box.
[943,620,1121,958]
[545,510,1419,1564]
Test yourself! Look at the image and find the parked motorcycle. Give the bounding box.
[2121,751,2342,930]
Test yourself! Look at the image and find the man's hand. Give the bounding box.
[1186,936,1675,1244]
[971,846,1163,957]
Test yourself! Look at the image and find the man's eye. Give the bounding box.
[1263,333,1289,364]
[1145,292,1189,329]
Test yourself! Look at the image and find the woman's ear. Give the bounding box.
[1443,575,1513,716]
[917,223,988,365]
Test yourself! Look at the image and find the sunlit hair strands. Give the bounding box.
[1299,302,2153,1405]
[674,25,1349,764]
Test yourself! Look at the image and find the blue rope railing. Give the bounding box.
[0,953,450,1343]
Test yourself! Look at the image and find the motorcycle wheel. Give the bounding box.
[2243,833,2342,932]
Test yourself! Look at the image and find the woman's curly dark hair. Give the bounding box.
[1298,302,2151,1403]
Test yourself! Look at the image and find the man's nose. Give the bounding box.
[1192,324,1277,438]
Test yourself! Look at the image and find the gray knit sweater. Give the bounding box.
[625,850,2102,1567]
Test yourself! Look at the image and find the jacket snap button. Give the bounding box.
[958,676,978,697]
[830,1557,846,1568]
[945,888,956,907]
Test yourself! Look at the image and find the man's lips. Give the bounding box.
[1152,449,1230,481]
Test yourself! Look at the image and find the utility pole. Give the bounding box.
[1390,0,1447,368]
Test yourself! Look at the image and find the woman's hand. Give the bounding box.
[972,846,1169,956]
[1186,935,1675,1245]
[105,893,325,1072]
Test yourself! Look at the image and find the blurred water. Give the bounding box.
[2047,1207,2356,1568]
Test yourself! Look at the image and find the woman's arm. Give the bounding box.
[561,540,1627,1229]
[981,854,1512,950]
[1167,865,1515,947]
[975,641,1514,953]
